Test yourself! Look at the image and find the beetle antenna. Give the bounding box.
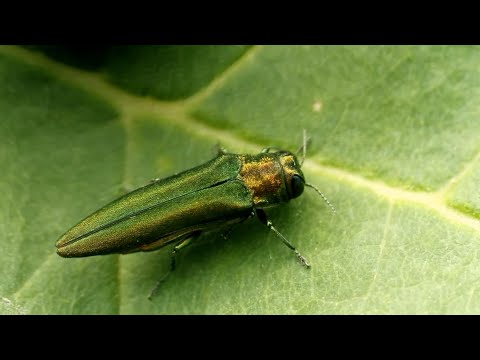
[305,183,336,214]
[296,129,310,166]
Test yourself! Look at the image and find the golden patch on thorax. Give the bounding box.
[278,153,299,184]
[238,154,287,207]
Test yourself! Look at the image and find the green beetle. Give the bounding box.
[56,136,334,298]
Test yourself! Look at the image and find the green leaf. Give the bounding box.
[1,45,480,314]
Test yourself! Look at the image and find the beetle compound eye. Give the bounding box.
[290,174,305,199]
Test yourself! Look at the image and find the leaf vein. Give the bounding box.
[362,201,393,306]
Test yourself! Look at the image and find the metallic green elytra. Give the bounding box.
[56,138,335,297]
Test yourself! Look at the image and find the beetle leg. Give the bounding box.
[221,225,235,240]
[170,233,199,271]
[148,232,200,300]
[255,209,310,268]
[214,143,228,155]
[261,146,282,153]
[220,214,252,240]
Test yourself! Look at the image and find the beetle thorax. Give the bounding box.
[238,154,288,208]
